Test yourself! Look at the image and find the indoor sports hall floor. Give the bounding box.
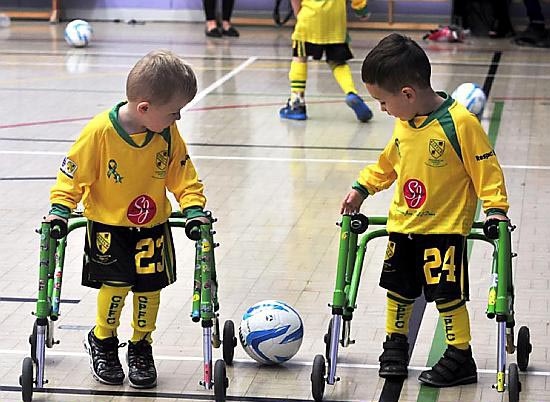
[1,19,549,402]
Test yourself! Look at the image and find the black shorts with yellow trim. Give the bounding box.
[292,40,353,62]
[379,233,468,302]
[82,220,176,292]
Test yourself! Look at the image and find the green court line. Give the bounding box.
[416,101,504,402]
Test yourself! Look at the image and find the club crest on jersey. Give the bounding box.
[153,150,168,179]
[107,159,123,183]
[96,232,111,254]
[385,241,395,260]
[426,139,447,167]
[60,157,78,179]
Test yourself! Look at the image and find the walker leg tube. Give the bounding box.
[202,325,213,389]
[496,321,506,392]
[327,314,342,385]
[35,323,47,387]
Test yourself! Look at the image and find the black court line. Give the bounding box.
[0,137,383,152]
[0,177,56,181]
[378,51,503,402]
[482,51,502,97]
[0,297,80,304]
[0,385,336,401]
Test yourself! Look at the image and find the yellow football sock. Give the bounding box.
[330,63,357,95]
[131,290,160,344]
[436,299,471,350]
[289,59,307,99]
[385,291,414,336]
[94,284,131,340]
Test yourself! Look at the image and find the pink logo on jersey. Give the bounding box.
[127,195,157,225]
[403,179,427,209]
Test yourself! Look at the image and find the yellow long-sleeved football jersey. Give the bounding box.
[356,93,509,235]
[50,102,206,227]
[292,0,349,44]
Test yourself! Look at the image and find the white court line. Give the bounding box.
[181,56,258,114]
[1,348,549,376]
[1,150,549,170]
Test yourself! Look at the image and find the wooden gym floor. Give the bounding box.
[0,19,549,402]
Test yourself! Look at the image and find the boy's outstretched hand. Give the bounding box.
[341,189,366,215]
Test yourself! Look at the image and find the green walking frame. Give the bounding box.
[20,211,236,402]
[310,215,532,402]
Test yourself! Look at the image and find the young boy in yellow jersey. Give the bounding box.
[279,0,373,121]
[341,33,509,387]
[46,50,208,389]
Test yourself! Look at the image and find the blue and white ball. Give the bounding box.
[64,19,92,48]
[239,300,304,365]
[452,82,486,117]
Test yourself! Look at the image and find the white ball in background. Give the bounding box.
[452,82,487,117]
[64,19,92,48]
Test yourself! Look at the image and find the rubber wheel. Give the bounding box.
[323,318,332,362]
[516,326,531,371]
[214,359,228,402]
[20,357,33,402]
[222,320,236,365]
[311,354,326,402]
[508,363,521,402]
[29,322,37,363]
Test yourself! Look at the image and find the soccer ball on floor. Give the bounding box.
[451,82,487,117]
[239,300,304,365]
[64,19,92,48]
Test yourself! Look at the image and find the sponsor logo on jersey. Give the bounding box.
[475,150,495,161]
[154,150,169,179]
[127,194,157,225]
[107,159,123,183]
[96,232,111,254]
[426,139,447,167]
[403,178,427,209]
[60,157,78,178]
[385,241,395,260]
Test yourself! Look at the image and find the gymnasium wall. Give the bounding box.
[2,1,550,26]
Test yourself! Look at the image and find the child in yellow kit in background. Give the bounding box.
[341,33,510,387]
[279,0,373,121]
[46,50,208,389]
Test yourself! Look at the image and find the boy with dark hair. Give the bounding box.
[341,33,509,387]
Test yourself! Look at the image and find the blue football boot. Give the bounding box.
[279,98,307,120]
[345,92,373,122]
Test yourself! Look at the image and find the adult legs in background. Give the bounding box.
[203,0,222,37]
[221,0,239,36]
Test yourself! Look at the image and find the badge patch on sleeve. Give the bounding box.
[60,157,78,179]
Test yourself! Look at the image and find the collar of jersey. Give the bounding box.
[408,91,452,129]
[109,101,156,149]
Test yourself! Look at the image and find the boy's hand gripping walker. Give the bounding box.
[20,211,237,402]
[310,214,532,402]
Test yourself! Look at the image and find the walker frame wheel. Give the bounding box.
[311,354,326,402]
[20,356,34,402]
[508,363,521,402]
[214,359,228,402]
[222,320,236,365]
[516,326,531,371]
[29,321,37,363]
